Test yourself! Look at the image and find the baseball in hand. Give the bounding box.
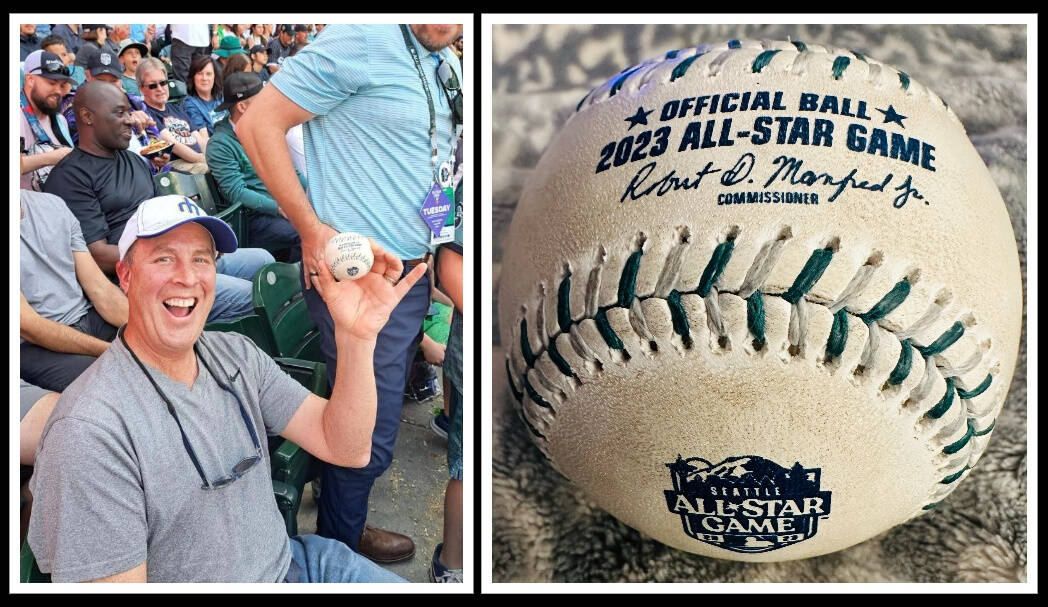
[325,232,374,281]
[499,40,1022,561]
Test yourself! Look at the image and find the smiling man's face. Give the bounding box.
[117,223,217,357]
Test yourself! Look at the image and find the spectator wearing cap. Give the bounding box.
[75,24,113,68]
[137,57,210,173]
[20,188,128,395]
[49,24,82,58]
[290,24,309,56]
[59,49,168,173]
[27,192,421,583]
[183,55,227,139]
[213,34,247,70]
[266,25,294,74]
[206,72,303,263]
[248,44,271,83]
[43,80,273,323]
[169,24,211,83]
[118,38,149,96]
[20,50,75,192]
[21,24,42,61]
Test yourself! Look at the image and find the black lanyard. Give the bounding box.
[399,24,454,182]
[119,328,263,489]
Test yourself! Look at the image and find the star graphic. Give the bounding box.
[624,106,653,130]
[876,104,907,128]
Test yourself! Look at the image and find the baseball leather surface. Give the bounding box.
[498,38,1023,563]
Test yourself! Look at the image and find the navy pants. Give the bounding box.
[249,213,302,263]
[303,266,430,549]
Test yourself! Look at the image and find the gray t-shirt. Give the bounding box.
[28,331,310,582]
[20,190,93,336]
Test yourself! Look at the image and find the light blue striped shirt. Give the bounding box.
[270,24,461,260]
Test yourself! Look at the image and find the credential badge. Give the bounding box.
[664,455,832,554]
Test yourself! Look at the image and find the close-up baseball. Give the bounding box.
[497,36,1024,566]
[325,232,374,281]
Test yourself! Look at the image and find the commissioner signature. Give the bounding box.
[620,154,927,208]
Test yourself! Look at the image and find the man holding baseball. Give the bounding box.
[238,23,462,563]
[28,195,424,582]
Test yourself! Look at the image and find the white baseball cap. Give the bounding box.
[118,195,238,261]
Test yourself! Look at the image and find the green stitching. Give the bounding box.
[618,250,644,308]
[747,291,766,350]
[941,466,970,484]
[922,502,940,510]
[832,56,851,80]
[666,290,690,341]
[519,409,547,440]
[916,321,965,358]
[506,359,523,402]
[791,40,807,52]
[547,339,577,379]
[557,272,573,332]
[888,339,913,385]
[973,421,996,437]
[522,374,555,410]
[852,51,868,62]
[859,279,911,324]
[697,240,735,297]
[594,308,624,350]
[923,377,956,420]
[751,50,781,73]
[826,308,849,359]
[898,71,911,91]
[670,52,706,82]
[942,419,975,455]
[958,374,993,399]
[520,318,536,367]
[782,248,834,305]
[728,39,741,49]
[610,66,642,97]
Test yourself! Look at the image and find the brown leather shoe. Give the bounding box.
[356,524,415,563]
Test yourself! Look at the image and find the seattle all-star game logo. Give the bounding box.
[664,455,832,554]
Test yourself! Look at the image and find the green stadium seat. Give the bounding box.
[21,540,50,583]
[204,314,278,356]
[270,356,329,532]
[272,479,301,536]
[252,262,325,364]
[153,171,247,245]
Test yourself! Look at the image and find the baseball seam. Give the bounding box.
[573,38,957,126]
[506,228,1001,511]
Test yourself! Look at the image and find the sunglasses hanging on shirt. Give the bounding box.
[436,56,462,126]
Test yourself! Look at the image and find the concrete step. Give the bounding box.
[295,392,450,583]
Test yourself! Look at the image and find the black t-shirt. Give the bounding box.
[142,103,203,160]
[42,148,157,245]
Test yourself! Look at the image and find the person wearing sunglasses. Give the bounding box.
[136,56,210,173]
[27,194,426,582]
[238,22,462,569]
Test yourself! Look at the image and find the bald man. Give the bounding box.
[43,81,275,324]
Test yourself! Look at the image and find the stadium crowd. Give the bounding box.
[19,22,464,584]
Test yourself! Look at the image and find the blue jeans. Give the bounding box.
[209,248,275,323]
[284,534,406,583]
[306,267,431,549]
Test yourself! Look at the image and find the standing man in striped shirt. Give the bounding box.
[238,23,462,565]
